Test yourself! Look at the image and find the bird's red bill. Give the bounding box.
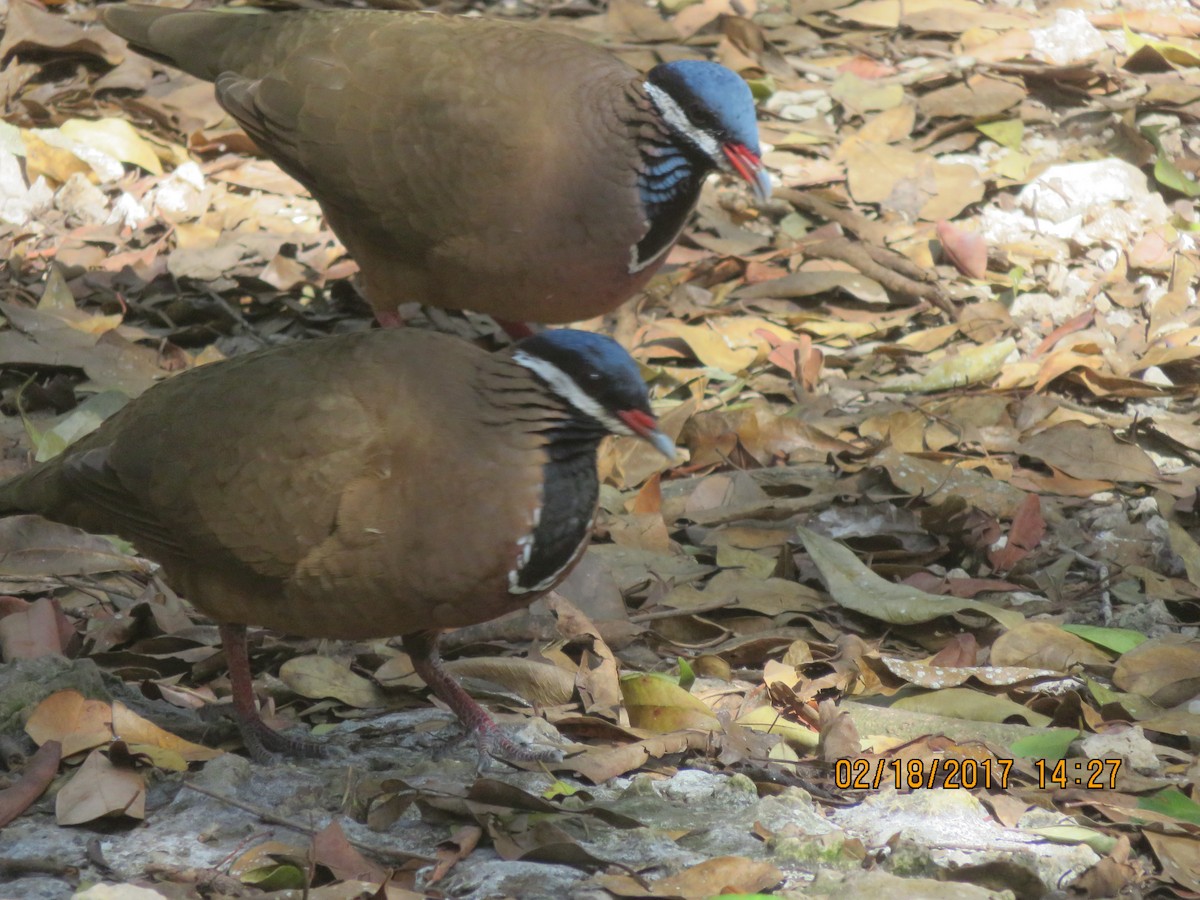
[723,142,771,202]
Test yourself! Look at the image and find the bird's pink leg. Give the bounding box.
[375,309,406,328]
[494,319,538,340]
[402,630,558,765]
[219,623,327,761]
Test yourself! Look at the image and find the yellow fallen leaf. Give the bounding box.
[25,690,113,757]
[736,705,819,749]
[21,130,92,184]
[620,673,720,732]
[60,118,164,176]
[112,701,222,762]
[884,337,1016,393]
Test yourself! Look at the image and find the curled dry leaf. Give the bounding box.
[988,493,1046,572]
[310,819,388,884]
[550,593,622,716]
[883,337,1016,393]
[891,687,1051,727]
[0,739,61,827]
[879,656,1064,688]
[589,855,782,898]
[566,732,709,784]
[936,219,989,278]
[1020,421,1161,484]
[0,515,147,578]
[444,657,576,708]
[736,704,819,750]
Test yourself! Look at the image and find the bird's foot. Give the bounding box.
[237,716,331,763]
[472,719,563,770]
[402,630,561,769]
[375,309,406,328]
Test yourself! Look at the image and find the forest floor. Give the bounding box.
[2,0,1200,896]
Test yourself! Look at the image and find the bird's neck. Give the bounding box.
[485,357,609,595]
[629,84,710,273]
[508,439,597,600]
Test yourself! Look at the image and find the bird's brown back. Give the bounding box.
[103,7,657,322]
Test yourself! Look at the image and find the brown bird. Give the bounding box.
[101,5,769,329]
[0,329,673,760]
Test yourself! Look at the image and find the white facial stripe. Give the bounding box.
[644,81,722,162]
[511,349,633,436]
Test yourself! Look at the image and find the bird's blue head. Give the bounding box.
[510,330,674,458]
[645,60,770,202]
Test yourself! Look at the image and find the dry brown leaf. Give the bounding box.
[0,596,70,660]
[936,220,988,279]
[25,690,113,757]
[279,655,387,708]
[1021,422,1161,483]
[55,748,145,825]
[590,855,782,898]
[550,593,622,717]
[1113,638,1200,706]
[311,819,388,884]
[443,657,576,708]
[988,493,1046,572]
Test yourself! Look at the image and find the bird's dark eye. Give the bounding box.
[587,372,602,382]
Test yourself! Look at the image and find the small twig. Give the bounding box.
[629,599,732,623]
[0,857,79,877]
[181,782,435,865]
[1066,549,1112,625]
[776,189,890,247]
[808,237,957,318]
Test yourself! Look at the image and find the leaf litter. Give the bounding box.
[3,0,1200,896]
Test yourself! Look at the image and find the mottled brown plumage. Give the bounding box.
[101,5,767,326]
[0,328,671,760]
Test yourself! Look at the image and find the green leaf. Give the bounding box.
[1139,788,1200,826]
[32,391,130,463]
[542,779,581,801]
[240,864,306,891]
[677,657,696,692]
[1062,624,1147,655]
[1142,124,1200,198]
[1026,825,1118,854]
[746,76,775,101]
[976,118,1024,151]
[1009,729,1078,761]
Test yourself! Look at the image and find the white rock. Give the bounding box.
[1030,9,1110,64]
